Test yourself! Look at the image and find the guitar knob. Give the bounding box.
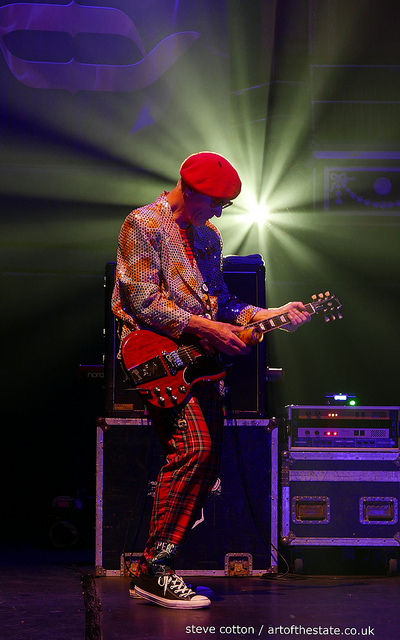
[154,387,161,396]
[158,396,165,406]
[171,395,178,403]
[165,386,173,396]
[178,385,187,394]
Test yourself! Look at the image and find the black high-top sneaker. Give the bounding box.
[134,542,211,609]
[129,577,140,599]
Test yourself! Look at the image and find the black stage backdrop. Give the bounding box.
[1,0,399,545]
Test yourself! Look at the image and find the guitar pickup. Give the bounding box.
[163,351,185,374]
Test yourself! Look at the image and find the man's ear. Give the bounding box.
[179,178,191,197]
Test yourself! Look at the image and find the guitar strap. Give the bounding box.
[174,262,213,319]
[173,264,226,398]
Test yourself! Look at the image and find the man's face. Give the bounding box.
[182,188,232,227]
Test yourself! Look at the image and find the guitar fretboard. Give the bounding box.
[250,302,316,334]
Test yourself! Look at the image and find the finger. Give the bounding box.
[228,331,252,353]
[288,310,310,325]
[231,324,247,334]
[287,310,305,323]
[233,336,252,353]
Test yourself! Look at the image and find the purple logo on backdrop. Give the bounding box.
[0,1,200,93]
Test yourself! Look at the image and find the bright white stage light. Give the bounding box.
[246,203,270,225]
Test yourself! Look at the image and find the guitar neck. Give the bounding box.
[250,302,316,335]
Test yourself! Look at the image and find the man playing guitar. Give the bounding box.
[111,151,310,609]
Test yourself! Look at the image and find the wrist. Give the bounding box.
[184,315,215,338]
[252,308,275,322]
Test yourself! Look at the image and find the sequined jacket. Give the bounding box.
[111,192,262,341]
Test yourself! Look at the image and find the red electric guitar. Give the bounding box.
[122,292,342,409]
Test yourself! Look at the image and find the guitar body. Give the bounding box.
[121,329,226,408]
[121,292,342,410]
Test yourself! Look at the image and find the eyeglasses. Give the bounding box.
[210,198,233,209]
[185,183,233,209]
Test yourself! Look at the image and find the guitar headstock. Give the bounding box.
[311,291,343,322]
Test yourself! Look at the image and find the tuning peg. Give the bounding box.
[337,312,343,320]
[325,291,331,297]
[311,294,317,301]
[324,316,330,322]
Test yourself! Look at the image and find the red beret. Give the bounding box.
[180,152,241,200]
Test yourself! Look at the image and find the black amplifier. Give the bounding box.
[104,262,146,417]
[222,254,267,418]
[104,256,267,418]
[280,405,400,449]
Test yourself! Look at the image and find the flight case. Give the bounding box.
[279,405,400,574]
[95,417,279,577]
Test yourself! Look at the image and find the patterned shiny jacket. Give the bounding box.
[111,192,261,342]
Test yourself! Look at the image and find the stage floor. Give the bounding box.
[1,546,400,640]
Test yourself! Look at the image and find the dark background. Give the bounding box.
[1,0,399,546]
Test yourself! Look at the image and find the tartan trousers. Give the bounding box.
[142,383,224,565]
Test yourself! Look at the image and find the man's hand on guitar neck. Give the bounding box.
[252,301,311,332]
[184,315,251,356]
[183,300,311,355]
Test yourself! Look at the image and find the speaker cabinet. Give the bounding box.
[104,263,145,417]
[104,255,266,418]
[222,254,267,417]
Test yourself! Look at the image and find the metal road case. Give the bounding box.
[280,448,400,574]
[95,417,279,576]
[278,405,400,574]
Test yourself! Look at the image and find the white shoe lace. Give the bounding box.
[158,574,196,599]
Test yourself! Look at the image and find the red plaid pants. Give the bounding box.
[142,383,224,564]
